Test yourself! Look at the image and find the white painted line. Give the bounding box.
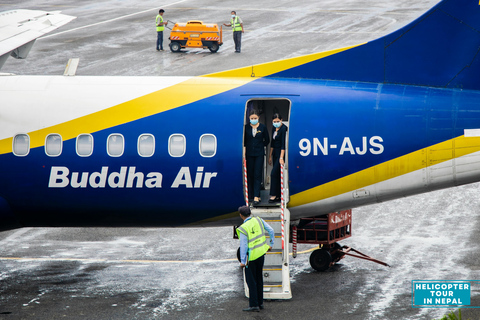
[0,248,316,264]
[0,256,236,264]
[40,0,190,39]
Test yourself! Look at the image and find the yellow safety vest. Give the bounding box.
[236,217,270,261]
[231,16,242,32]
[156,15,164,32]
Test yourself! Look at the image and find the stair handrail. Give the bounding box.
[244,158,249,206]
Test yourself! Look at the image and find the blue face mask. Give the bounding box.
[231,14,236,19]
[250,119,258,125]
[273,122,281,128]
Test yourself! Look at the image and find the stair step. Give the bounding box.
[263,286,285,294]
[263,269,283,282]
[264,282,282,288]
[263,265,282,271]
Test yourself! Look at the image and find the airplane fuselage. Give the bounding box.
[1,75,480,230]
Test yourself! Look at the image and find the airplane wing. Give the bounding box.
[0,9,76,70]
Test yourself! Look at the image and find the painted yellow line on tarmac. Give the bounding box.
[0,247,318,264]
[294,247,318,255]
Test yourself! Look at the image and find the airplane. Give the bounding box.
[0,0,479,242]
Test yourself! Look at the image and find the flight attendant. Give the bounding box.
[244,110,269,206]
[268,113,287,203]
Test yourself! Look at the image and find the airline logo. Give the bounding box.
[48,166,218,189]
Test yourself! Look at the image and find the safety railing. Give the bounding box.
[280,163,285,251]
[243,158,249,206]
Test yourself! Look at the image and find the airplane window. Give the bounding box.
[45,134,62,157]
[138,134,155,157]
[13,134,29,156]
[76,134,93,157]
[107,134,124,157]
[169,134,186,157]
[199,134,216,157]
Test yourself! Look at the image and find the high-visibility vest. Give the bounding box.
[156,14,164,32]
[236,217,270,261]
[231,16,242,32]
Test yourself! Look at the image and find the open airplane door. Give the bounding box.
[243,98,291,206]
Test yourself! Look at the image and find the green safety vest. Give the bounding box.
[156,14,164,32]
[231,16,242,32]
[236,217,270,261]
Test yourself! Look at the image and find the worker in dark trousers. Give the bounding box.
[237,206,275,312]
[155,9,168,51]
[223,11,244,52]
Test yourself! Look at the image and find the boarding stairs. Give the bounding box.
[243,207,292,300]
[242,160,291,299]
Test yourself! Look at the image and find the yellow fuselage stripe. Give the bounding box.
[0,45,359,155]
[195,135,480,224]
[289,135,480,207]
[0,77,250,154]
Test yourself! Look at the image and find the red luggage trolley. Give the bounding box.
[291,210,389,271]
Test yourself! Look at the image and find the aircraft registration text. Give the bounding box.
[299,136,384,156]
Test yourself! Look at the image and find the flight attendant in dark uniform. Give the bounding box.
[244,109,270,206]
[268,113,287,203]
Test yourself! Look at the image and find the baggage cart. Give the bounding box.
[169,20,223,53]
[291,210,389,271]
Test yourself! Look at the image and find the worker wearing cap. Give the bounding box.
[236,205,274,312]
[155,9,168,51]
[223,11,244,53]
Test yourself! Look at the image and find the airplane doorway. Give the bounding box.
[243,98,291,207]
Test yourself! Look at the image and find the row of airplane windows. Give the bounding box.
[12,133,217,158]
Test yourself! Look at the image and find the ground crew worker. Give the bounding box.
[155,9,168,51]
[236,205,275,312]
[223,11,244,53]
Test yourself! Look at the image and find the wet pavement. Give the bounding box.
[1,183,479,319]
[1,0,480,319]
[3,0,441,77]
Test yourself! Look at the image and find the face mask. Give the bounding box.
[250,119,258,125]
[273,122,281,128]
[231,14,235,19]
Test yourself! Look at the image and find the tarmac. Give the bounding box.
[1,0,480,319]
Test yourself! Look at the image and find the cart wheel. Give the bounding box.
[170,42,181,52]
[237,247,241,262]
[330,242,343,263]
[209,43,219,53]
[310,248,332,271]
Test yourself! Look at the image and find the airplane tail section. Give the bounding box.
[210,0,480,91]
[270,0,480,90]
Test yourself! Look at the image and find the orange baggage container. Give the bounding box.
[169,20,223,53]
